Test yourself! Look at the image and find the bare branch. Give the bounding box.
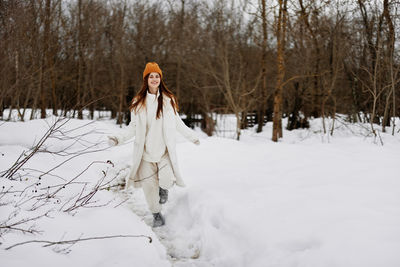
[5,234,153,250]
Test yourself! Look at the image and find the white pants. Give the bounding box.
[137,153,176,213]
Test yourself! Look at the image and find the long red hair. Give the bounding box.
[129,74,179,119]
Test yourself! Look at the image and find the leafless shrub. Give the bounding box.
[0,116,143,252]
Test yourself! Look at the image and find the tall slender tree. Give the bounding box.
[256,0,268,133]
[272,0,287,142]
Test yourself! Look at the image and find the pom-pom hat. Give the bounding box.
[143,62,163,80]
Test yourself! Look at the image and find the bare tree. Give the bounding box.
[255,0,270,133]
[195,0,261,140]
[272,0,288,142]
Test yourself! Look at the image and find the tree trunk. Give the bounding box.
[272,0,287,142]
[382,0,395,133]
[287,82,304,130]
[0,97,3,119]
[236,111,241,141]
[175,0,185,101]
[116,5,127,125]
[257,0,268,133]
[299,0,321,118]
[77,0,83,119]
[39,0,52,119]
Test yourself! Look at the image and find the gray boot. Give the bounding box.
[159,187,168,204]
[152,212,165,227]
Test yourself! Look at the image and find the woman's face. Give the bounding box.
[148,72,161,90]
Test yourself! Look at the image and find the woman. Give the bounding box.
[108,62,200,227]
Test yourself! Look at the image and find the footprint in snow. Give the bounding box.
[119,188,203,264]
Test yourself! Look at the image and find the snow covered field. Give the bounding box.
[1,111,399,267]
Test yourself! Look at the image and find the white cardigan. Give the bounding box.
[114,95,199,188]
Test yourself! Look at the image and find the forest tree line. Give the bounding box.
[1,0,399,139]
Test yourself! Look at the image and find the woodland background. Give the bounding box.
[1,0,399,140]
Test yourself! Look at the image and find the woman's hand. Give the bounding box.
[108,136,119,146]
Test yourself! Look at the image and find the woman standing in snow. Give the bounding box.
[108,62,200,227]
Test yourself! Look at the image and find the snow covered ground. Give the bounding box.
[1,110,399,267]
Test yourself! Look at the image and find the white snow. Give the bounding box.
[1,110,400,267]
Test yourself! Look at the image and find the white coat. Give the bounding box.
[114,95,199,189]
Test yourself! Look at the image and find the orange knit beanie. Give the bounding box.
[143,62,163,80]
